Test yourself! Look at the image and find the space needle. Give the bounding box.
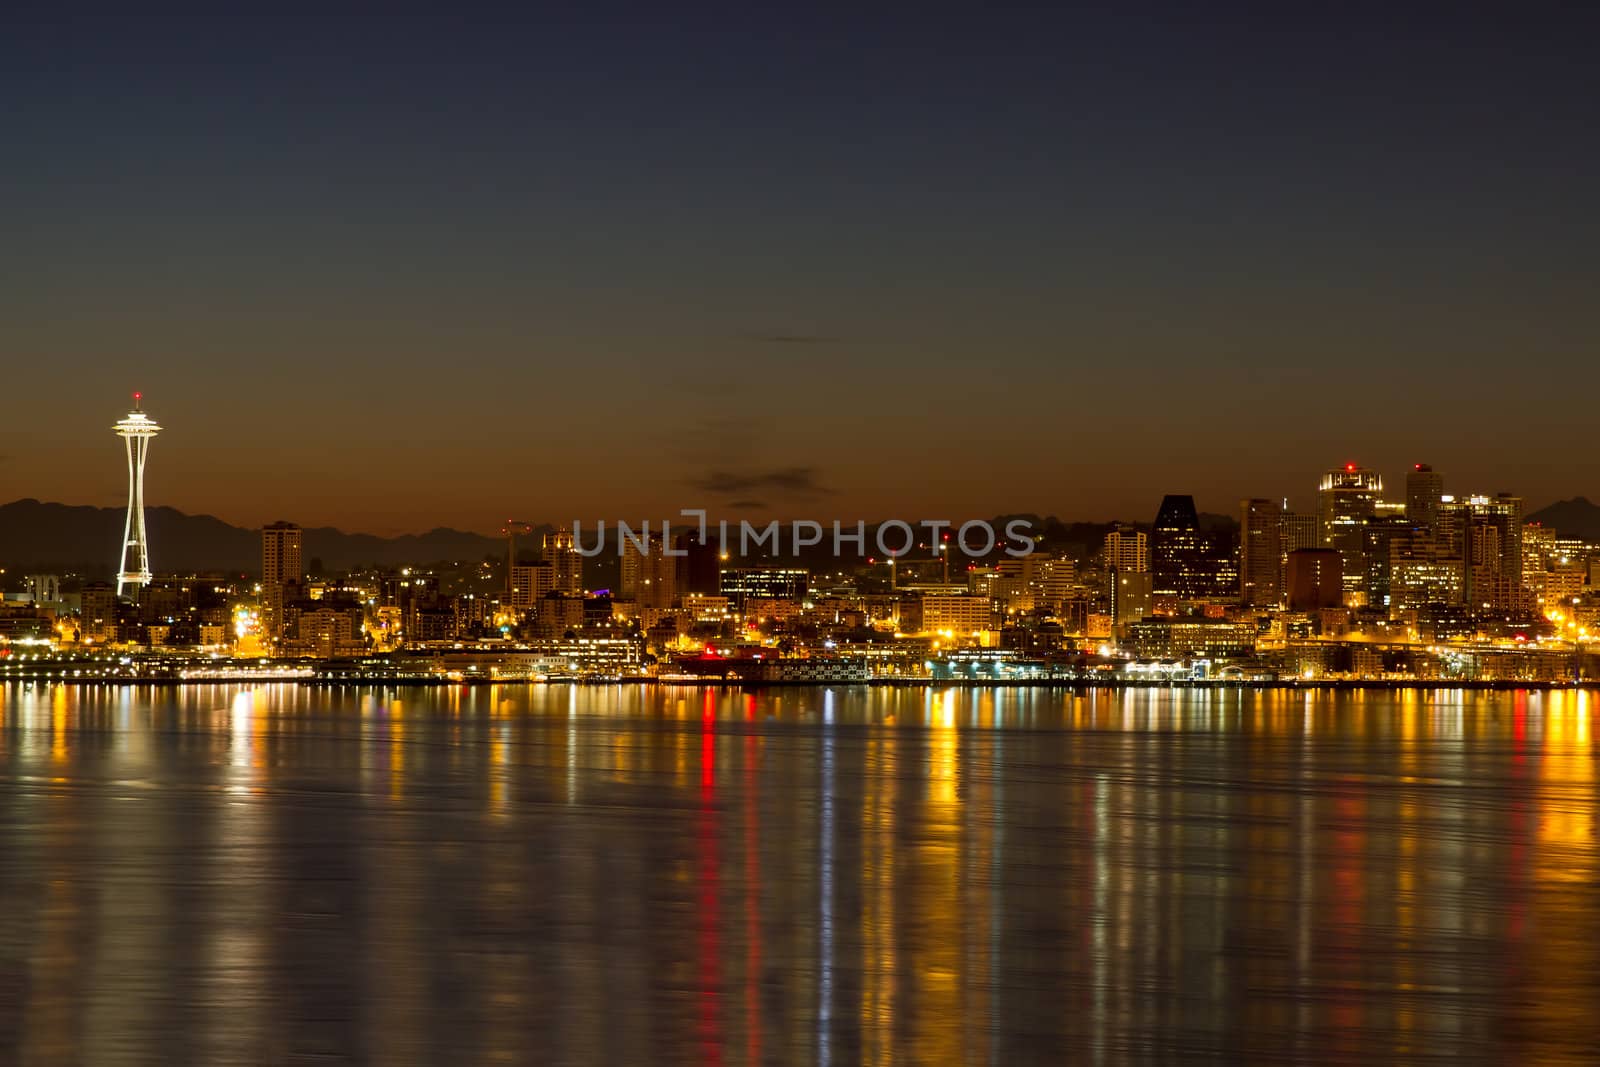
[114,393,160,598]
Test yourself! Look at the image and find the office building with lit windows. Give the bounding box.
[1387,528,1466,613]
[1239,498,1283,607]
[1523,522,1557,576]
[1440,494,1524,611]
[1317,464,1381,603]
[542,529,584,594]
[1124,618,1257,659]
[509,562,556,612]
[921,594,995,637]
[1363,515,1414,610]
[1149,495,1239,604]
[621,533,677,611]
[1151,495,1205,599]
[261,521,304,645]
[1103,524,1148,574]
[719,567,808,607]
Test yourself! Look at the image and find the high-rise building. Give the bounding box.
[985,560,1035,612]
[1103,524,1148,574]
[1539,564,1586,609]
[1522,523,1586,611]
[1318,464,1381,603]
[1441,493,1523,611]
[1405,464,1444,530]
[1522,522,1557,579]
[1239,499,1283,607]
[980,555,1070,613]
[1110,568,1153,626]
[673,529,722,596]
[1151,495,1204,599]
[509,561,556,611]
[1030,557,1079,612]
[1151,495,1236,602]
[1389,529,1466,614]
[1281,511,1319,552]
[543,529,584,594]
[291,603,365,659]
[1435,497,1466,559]
[1279,509,1319,602]
[261,522,304,645]
[1199,532,1240,601]
[1362,515,1413,610]
[1286,548,1343,612]
[80,582,118,642]
[113,395,161,599]
[621,532,677,611]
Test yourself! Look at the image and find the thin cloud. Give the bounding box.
[691,467,833,497]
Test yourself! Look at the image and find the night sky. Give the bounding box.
[2,9,1595,535]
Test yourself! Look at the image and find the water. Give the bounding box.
[0,684,1596,1065]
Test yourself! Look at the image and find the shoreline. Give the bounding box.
[4,676,1596,692]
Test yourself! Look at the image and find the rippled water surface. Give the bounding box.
[1,684,1598,1064]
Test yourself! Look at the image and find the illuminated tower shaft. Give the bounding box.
[114,395,161,598]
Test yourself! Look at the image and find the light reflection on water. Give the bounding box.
[0,683,1596,1064]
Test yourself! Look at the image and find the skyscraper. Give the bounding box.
[621,531,677,611]
[1522,521,1557,576]
[262,522,304,645]
[1279,509,1319,599]
[1281,511,1319,553]
[1389,529,1465,613]
[1239,499,1283,607]
[674,528,722,596]
[1150,495,1204,599]
[1363,515,1413,611]
[113,395,160,599]
[1318,464,1382,603]
[1103,524,1148,573]
[1443,494,1523,610]
[543,529,584,594]
[1405,463,1443,531]
[1286,548,1343,611]
[508,561,555,611]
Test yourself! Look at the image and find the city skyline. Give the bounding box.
[3,395,1594,541]
[4,460,1593,545]
[3,10,1597,531]
[7,12,1600,1062]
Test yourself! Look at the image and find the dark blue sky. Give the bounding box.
[2,9,1595,533]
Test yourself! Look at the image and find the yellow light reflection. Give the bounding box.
[389,699,405,799]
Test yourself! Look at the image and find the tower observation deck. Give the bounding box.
[114,393,160,598]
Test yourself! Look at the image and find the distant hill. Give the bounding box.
[0,498,505,576]
[1527,497,1600,541]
